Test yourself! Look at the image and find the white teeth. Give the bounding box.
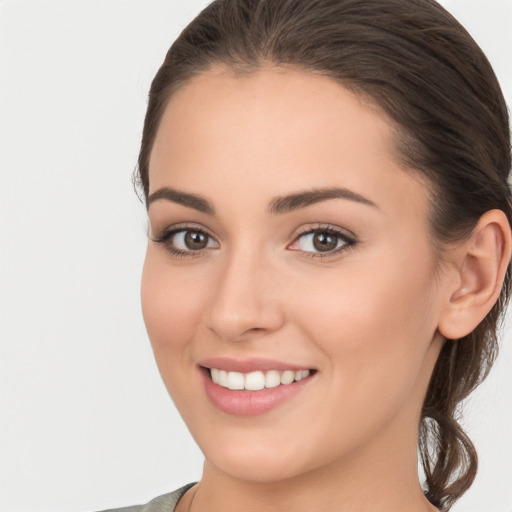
[245,371,265,391]
[280,370,295,385]
[295,369,310,380]
[218,370,228,387]
[226,371,245,390]
[209,368,312,390]
[265,370,281,388]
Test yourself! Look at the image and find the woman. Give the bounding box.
[107,0,512,510]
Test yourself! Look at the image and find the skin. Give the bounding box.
[141,67,503,512]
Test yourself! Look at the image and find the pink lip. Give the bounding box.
[198,359,316,416]
[198,357,311,373]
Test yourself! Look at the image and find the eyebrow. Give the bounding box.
[269,187,378,214]
[147,187,215,214]
[147,185,377,215]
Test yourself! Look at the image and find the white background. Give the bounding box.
[0,1,511,511]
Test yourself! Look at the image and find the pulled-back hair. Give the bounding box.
[136,1,512,509]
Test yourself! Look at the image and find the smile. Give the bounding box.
[200,360,317,416]
[209,368,311,391]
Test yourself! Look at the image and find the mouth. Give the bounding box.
[199,360,317,416]
[207,367,312,391]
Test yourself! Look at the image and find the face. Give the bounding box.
[142,68,448,483]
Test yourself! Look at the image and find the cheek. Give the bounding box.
[140,249,216,411]
[141,248,206,358]
[295,255,436,343]
[291,249,439,409]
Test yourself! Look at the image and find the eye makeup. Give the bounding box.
[288,224,358,260]
[150,220,358,261]
[151,222,219,259]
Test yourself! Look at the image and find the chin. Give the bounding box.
[196,425,336,485]
[206,448,307,484]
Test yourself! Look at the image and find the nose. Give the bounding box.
[206,249,285,343]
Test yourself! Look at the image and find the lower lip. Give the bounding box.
[201,369,314,416]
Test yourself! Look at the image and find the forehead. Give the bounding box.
[149,67,429,218]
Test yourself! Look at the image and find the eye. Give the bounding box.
[152,226,219,256]
[173,230,217,251]
[288,227,355,256]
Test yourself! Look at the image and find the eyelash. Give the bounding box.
[151,224,218,259]
[288,225,357,260]
[151,224,357,260]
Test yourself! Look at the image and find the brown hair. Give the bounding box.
[136,0,512,509]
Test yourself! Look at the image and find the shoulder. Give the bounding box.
[97,483,196,512]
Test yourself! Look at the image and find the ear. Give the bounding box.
[438,209,511,340]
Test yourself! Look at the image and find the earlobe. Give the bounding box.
[438,209,511,340]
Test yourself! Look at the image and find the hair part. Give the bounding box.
[136,1,512,509]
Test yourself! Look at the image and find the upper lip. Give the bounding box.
[198,357,314,373]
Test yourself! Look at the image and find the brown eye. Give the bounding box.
[184,231,209,250]
[312,232,338,252]
[164,229,219,253]
[288,227,355,256]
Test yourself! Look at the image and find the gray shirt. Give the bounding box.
[98,483,195,512]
